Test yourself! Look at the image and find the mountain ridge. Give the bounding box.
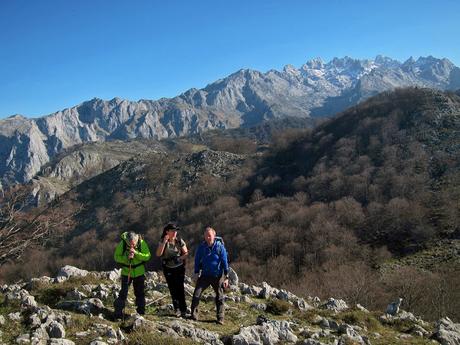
[1,55,460,188]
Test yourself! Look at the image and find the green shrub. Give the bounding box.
[266,298,291,315]
[340,310,382,332]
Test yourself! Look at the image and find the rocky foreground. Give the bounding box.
[0,265,459,345]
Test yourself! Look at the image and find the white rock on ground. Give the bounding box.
[48,339,76,345]
[4,285,38,310]
[339,323,369,345]
[56,265,89,280]
[251,303,267,311]
[15,333,30,344]
[29,276,54,286]
[294,298,313,311]
[356,304,369,313]
[300,339,329,345]
[232,319,298,345]
[8,312,22,321]
[76,331,91,338]
[435,317,460,345]
[21,295,38,309]
[31,326,49,344]
[322,298,349,312]
[169,320,224,345]
[132,315,156,330]
[259,281,279,299]
[107,269,121,282]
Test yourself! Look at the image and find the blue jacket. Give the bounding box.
[194,239,229,278]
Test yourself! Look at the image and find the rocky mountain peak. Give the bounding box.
[6,114,27,120]
[1,114,29,124]
[400,56,456,85]
[304,57,325,69]
[416,55,451,65]
[374,54,400,66]
[0,115,34,137]
[282,64,299,74]
[403,56,416,65]
[109,96,124,103]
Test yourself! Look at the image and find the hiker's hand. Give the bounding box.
[128,248,135,259]
[223,278,229,289]
[163,234,169,243]
[193,272,200,283]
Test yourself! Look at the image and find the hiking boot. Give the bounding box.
[175,309,182,318]
[190,309,198,321]
[113,310,123,321]
[217,318,224,325]
[113,311,130,321]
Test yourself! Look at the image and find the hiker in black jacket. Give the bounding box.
[156,222,189,318]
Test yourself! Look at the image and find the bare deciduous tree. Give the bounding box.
[0,186,82,266]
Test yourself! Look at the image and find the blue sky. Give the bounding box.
[1,0,459,118]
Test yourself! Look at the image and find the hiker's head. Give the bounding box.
[204,226,216,246]
[127,231,139,246]
[161,222,179,240]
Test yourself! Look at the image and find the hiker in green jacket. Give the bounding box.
[113,231,151,319]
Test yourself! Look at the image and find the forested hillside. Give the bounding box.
[1,88,459,321]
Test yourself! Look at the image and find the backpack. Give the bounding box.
[200,236,229,266]
[217,236,230,265]
[214,236,225,256]
[161,234,186,268]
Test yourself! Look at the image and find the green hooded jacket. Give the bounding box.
[114,232,151,278]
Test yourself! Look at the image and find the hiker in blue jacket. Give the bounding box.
[190,226,229,324]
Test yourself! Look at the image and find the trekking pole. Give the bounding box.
[127,240,135,284]
[145,294,168,307]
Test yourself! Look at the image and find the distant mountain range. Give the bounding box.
[1,55,460,187]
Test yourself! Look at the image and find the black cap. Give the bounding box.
[164,222,179,231]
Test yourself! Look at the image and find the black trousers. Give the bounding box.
[114,274,145,316]
[191,275,224,319]
[163,264,187,313]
